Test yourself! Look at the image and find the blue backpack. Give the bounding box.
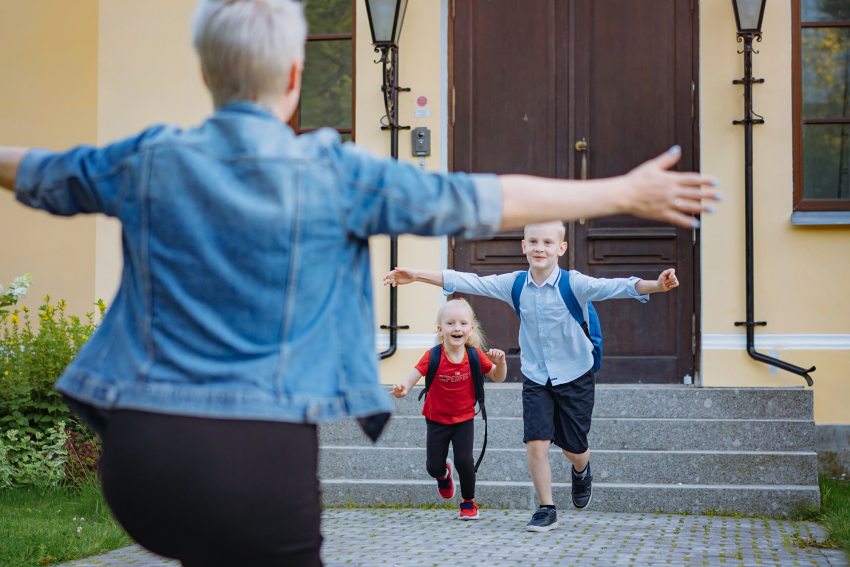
[510,269,603,373]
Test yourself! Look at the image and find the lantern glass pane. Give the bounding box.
[394,0,408,43]
[735,0,763,31]
[367,0,397,43]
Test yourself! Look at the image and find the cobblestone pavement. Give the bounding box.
[59,508,847,566]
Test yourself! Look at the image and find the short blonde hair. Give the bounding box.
[436,299,487,350]
[522,221,567,242]
[192,0,307,109]
[524,221,566,241]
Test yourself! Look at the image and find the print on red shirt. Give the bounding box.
[414,346,494,424]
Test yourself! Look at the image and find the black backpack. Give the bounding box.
[417,345,488,472]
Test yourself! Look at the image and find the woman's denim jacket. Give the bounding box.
[15,102,501,430]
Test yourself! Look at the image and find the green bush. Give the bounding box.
[0,423,68,488]
[0,276,105,487]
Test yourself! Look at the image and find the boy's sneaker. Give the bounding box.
[571,463,593,509]
[436,458,456,499]
[459,499,480,520]
[525,507,558,532]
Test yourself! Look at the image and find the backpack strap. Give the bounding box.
[510,271,527,317]
[557,269,584,324]
[465,346,488,473]
[466,346,486,405]
[558,269,591,339]
[417,345,443,401]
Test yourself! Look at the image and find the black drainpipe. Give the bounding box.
[375,44,410,359]
[732,32,815,386]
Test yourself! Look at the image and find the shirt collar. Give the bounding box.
[526,265,561,288]
[218,100,279,120]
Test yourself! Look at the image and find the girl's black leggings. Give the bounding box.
[98,409,322,567]
[425,418,476,500]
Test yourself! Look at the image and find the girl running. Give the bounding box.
[391,299,506,519]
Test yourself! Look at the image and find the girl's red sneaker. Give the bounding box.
[459,499,479,520]
[436,458,455,499]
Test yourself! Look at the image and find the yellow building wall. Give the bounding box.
[1,2,845,424]
[0,1,99,314]
[95,0,210,303]
[700,2,850,424]
[356,1,448,383]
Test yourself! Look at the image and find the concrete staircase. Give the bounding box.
[318,384,820,517]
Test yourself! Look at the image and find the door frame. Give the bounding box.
[445,0,703,384]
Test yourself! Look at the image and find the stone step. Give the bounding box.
[319,415,816,452]
[318,446,818,486]
[320,479,820,518]
[388,385,813,420]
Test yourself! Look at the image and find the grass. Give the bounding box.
[814,475,850,554]
[0,481,132,567]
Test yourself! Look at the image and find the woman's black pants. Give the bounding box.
[98,409,322,567]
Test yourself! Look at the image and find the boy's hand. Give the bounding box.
[487,348,506,366]
[390,383,409,398]
[383,267,416,287]
[656,268,679,292]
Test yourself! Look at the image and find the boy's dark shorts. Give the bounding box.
[522,370,595,453]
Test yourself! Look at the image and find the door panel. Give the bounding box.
[450,0,698,384]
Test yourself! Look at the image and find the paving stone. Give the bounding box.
[57,508,847,567]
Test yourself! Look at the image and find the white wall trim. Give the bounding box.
[703,334,850,350]
[376,333,438,350]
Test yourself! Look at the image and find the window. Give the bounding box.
[793,0,850,213]
[292,0,354,141]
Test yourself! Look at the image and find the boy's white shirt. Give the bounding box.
[441,265,648,386]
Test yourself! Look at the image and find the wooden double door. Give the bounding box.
[449,0,699,384]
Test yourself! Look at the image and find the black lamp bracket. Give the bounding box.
[736,32,762,54]
[732,32,766,126]
[374,44,411,132]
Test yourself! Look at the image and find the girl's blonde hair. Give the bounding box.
[436,298,488,350]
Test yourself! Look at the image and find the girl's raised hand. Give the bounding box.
[390,383,409,398]
[487,348,506,365]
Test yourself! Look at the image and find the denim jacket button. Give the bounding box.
[306,403,321,420]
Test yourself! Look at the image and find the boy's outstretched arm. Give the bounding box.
[499,147,719,231]
[383,267,443,288]
[635,268,679,295]
[390,368,423,398]
[0,148,27,192]
[485,349,507,383]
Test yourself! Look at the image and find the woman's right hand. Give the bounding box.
[390,383,409,398]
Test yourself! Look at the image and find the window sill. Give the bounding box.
[790,211,850,226]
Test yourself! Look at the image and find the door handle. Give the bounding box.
[575,137,588,224]
[575,137,588,180]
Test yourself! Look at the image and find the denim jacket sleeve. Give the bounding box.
[328,138,502,239]
[14,125,176,217]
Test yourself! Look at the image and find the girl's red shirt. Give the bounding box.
[414,345,494,424]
